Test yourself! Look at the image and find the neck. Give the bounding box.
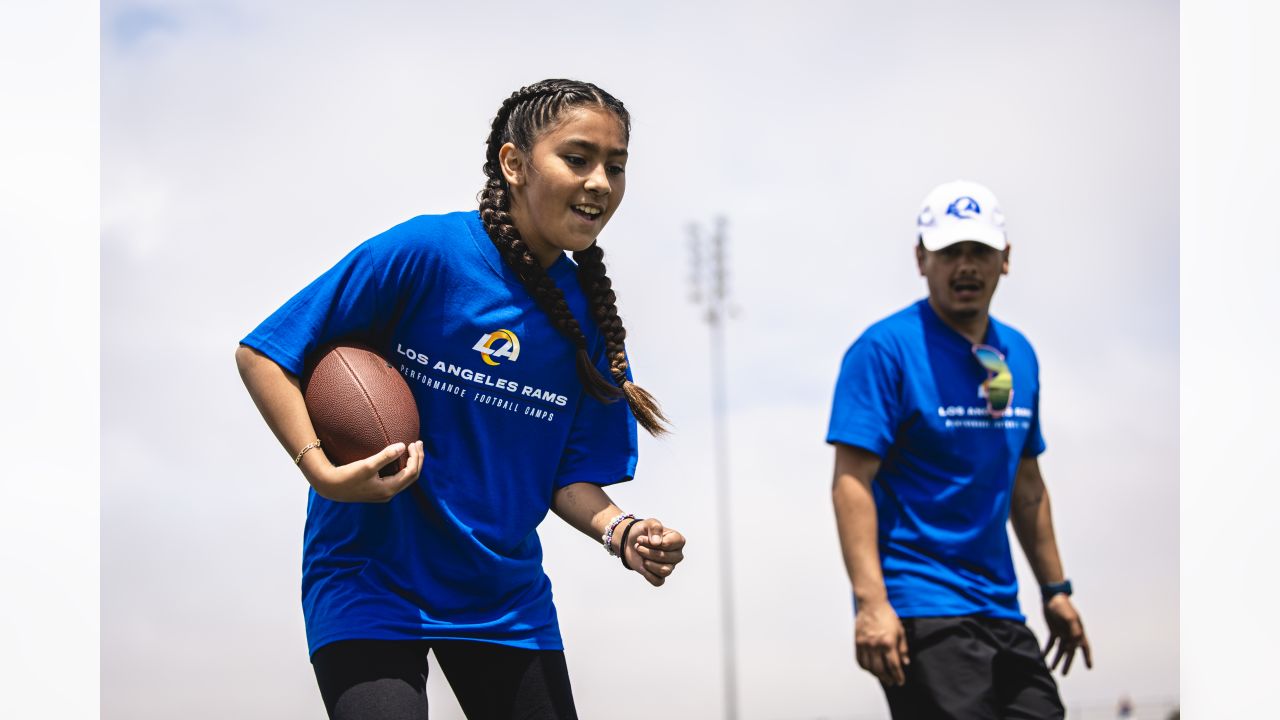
[507,200,562,269]
[926,297,990,345]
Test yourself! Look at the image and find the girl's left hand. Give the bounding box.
[622,518,685,587]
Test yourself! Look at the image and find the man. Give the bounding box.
[827,180,1091,719]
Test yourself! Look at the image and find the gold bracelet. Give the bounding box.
[294,438,322,465]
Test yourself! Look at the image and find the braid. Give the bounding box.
[573,243,669,435]
[477,79,668,435]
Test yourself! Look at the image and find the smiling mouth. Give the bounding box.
[571,204,603,222]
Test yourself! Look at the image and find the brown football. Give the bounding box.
[302,343,420,477]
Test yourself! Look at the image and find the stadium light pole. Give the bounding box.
[688,216,738,720]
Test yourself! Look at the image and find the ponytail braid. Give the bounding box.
[477,79,669,435]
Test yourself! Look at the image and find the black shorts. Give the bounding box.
[883,616,1065,720]
[311,639,577,720]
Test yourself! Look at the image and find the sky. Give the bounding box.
[95,1,1180,718]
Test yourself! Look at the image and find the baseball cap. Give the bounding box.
[916,180,1007,251]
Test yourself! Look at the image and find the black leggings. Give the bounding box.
[311,639,578,720]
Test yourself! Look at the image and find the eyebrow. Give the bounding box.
[561,138,628,157]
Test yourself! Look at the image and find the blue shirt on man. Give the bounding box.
[242,211,638,655]
[827,299,1045,621]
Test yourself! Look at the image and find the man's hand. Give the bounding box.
[1042,594,1093,676]
[855,600,910,686]
[622,518,685,587]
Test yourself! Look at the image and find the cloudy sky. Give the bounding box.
[97,1,1179,718]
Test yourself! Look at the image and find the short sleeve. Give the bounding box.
[553,351,639,489]
[825,335,902,457]
[1022,387,1047,457]
[240,241,391,376]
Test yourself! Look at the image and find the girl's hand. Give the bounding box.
[623,518,685,587]
[302,441,424,503]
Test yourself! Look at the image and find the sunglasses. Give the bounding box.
[971,344,1014,417]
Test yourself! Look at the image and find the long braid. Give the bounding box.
[478,79,668,435]
[573,242,669,435]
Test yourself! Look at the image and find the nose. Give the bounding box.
[956,245,985,270]
[583,163,611,196]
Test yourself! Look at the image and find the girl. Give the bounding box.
[236,78,686,720]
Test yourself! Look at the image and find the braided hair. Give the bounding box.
[478,79,668,436]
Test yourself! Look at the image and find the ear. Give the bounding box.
[1001,243,1011,275]
[498,142,525,187]
[915,242,928,276]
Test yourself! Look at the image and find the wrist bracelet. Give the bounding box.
[619,518,642,570]
[1040,578,1073,604]
[294,438,322,465]
[601,512,635,557]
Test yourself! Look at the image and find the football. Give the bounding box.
[302,342,420,477]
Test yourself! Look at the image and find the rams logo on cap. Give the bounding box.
[946,196,982,219]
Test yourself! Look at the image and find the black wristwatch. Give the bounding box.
[1040,579,1073,604]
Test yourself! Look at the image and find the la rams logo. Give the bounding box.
[946,196,981,219]
[473,329,521,366]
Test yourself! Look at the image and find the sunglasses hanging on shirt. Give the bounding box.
[971,344,1014,418]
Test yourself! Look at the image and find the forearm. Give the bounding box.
[832,476,890,605]
[551,482,626,551]
[235,343,331,480]
[1010,472,1066,585]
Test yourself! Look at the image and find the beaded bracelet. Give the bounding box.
[618,518,642,570]
[601,512,635,557]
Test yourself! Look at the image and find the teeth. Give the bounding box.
[573,205,601,216]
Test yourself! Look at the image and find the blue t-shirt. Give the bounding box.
[826,299,1045,621]
[241,211,638,655]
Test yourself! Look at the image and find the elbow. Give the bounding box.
[1012,480,1046,512]
[831,475,861,513]
[832,478,854,510]
[1009,491,1047,531]
[831,473,846,502]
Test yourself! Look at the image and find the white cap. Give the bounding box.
[915,180,1007,251]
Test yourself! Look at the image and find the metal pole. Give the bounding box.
[689,217,738,720]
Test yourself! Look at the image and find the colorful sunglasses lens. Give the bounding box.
[972,345,1013,413]
[972,346,1007,373]
[985,373,1013,411]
